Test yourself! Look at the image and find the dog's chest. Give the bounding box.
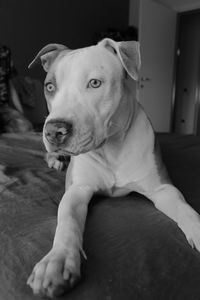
[72,107,158,197]
[101,120,156,194]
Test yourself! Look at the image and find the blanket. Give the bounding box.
[0,133,200,300]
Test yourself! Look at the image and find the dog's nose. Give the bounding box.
[44,120,73,145]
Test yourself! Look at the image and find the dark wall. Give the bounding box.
[0,0,129,80]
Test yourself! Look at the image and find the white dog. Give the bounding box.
[27,38,200,298]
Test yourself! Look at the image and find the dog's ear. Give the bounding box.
[28,44,69,72]
[99,38,141,81]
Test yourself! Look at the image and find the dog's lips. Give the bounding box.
[56,141,93,156]
[95,138,106,149]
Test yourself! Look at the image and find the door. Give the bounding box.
[139,0,177,132]
[174,12,200,135]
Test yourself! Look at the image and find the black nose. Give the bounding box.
[44,120,73,145]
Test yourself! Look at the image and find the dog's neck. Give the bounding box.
[92,80,139,162]
[106,79,138,141]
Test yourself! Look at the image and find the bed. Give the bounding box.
[0,132,200,300]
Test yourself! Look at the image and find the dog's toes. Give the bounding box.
[27,273,34,286]
[191,230,200,252]
[27,249,80,298]
[27,261,47,296]
[178,211,200,252]
[53,159,64,171]
[186,232,200,252]
[46,153,68,171]
[63,266,80,287]
[187,237,195,249]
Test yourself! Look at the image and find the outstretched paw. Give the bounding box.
[27,249,80,298]
[178,205,200,251]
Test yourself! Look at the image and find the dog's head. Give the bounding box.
[29,39,141,155]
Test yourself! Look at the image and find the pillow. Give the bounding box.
[0,104,33,133]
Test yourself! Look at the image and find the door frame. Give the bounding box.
[170,12,179,132]
[172,9,200,134]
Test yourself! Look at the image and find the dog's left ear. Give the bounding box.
[28,43,69,72]
[99,38,141,81]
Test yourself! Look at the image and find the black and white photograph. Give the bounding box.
[0,0,200,299]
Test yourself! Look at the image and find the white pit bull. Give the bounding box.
[27,39,200,298]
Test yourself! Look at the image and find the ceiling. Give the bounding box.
[155,0,200,11]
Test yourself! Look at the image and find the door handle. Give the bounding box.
[140,77,150,82]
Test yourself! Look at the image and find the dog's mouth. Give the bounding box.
[53,135,106,156]
[43,120,108,157]
[95,138,106,149]
[53,135,95,156]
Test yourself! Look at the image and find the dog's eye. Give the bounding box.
[88,79,101,88]
[45,82,55,93]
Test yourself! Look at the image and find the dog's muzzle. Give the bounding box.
[44,119,73,146]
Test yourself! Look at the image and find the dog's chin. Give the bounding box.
[59,140,104,156]
[45,141,94,156]
[56,147,90,156]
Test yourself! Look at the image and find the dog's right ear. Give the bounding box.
[28,44,69,72]
[99,38,141,81]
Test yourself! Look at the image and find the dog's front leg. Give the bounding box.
[27,184,93,298]
[148,183,200,251]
